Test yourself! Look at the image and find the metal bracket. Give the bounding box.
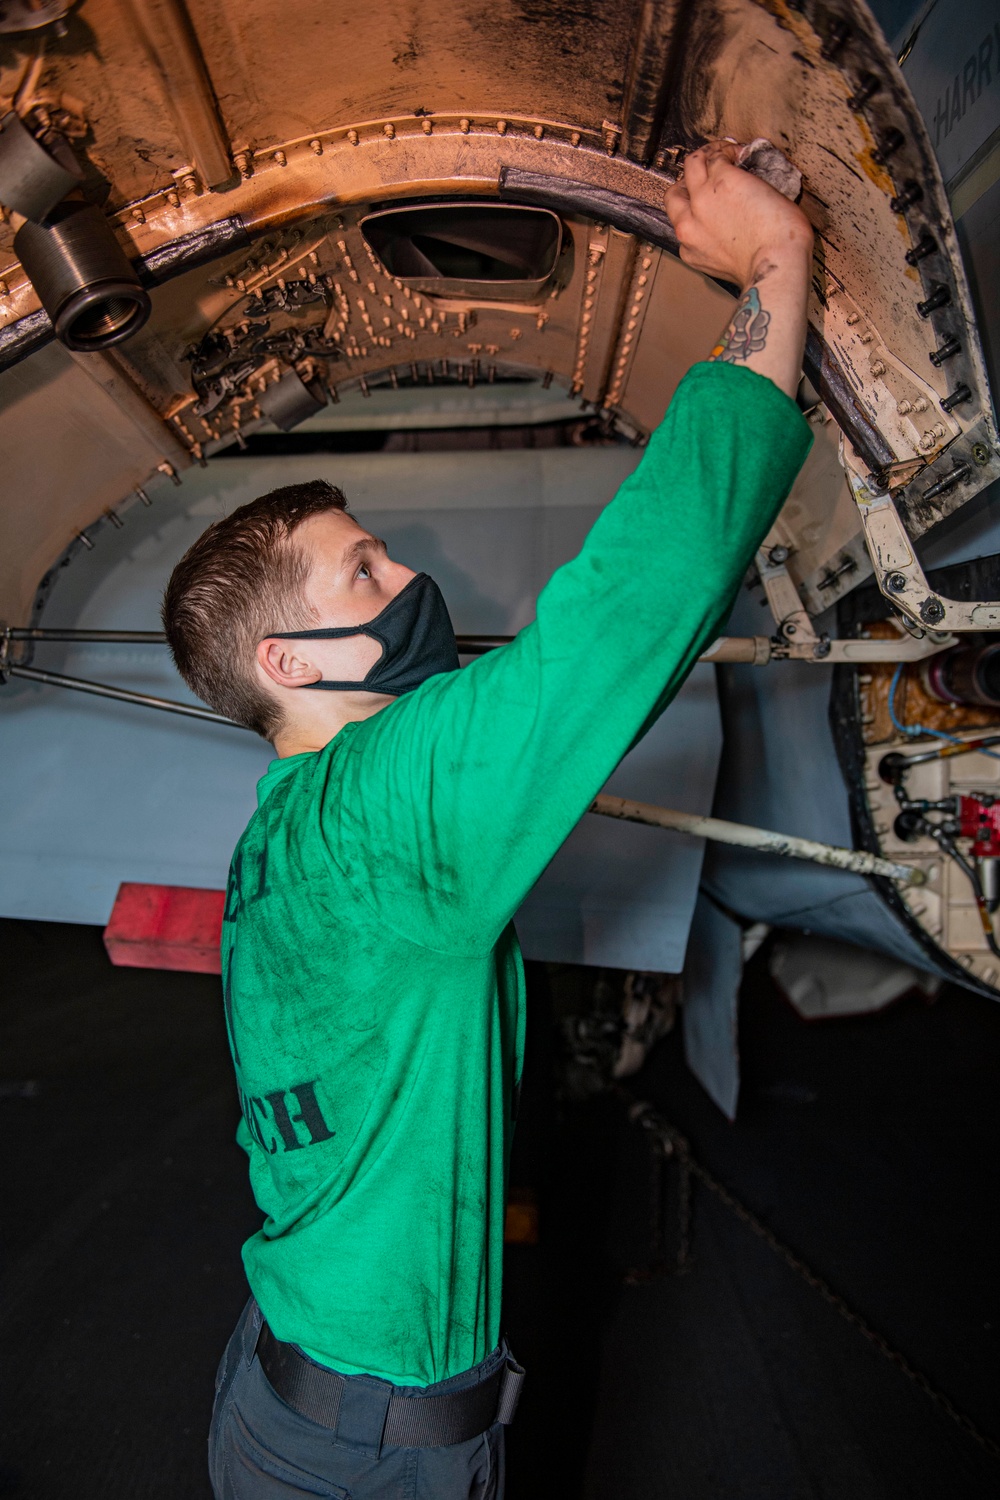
[755,543,954,661]
[848,470,1000,631]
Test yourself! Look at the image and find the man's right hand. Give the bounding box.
[664,142,813,291]
[664,142,814,400]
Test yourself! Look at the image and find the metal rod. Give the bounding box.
[591,793,925,885]
[9,628,170,642]
[6,628,772,662]
[7,665,237,726]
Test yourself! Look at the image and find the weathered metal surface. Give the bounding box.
[0,0,994,626]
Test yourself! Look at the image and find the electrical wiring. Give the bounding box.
[888,663,1000,759]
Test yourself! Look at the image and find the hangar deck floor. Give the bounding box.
[1,917,997,1500]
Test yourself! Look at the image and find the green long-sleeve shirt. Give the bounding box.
[222,360,812,1385]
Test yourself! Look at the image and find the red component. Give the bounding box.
[958,796,1000,858]
[103,882,225,974]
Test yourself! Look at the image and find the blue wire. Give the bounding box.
[888,661,1000,759]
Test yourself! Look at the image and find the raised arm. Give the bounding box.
[665,142,813,399]
[328,147,815,955]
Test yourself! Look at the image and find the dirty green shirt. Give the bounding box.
[222,361,812,1386]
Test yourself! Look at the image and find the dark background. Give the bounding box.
[1,916,998,1498]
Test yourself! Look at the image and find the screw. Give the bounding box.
[309,138,323,154]
[972,443,990,466]
[847,73,880,110]
[884,572,907,593]
[496,119,507,135]
[917,284,950,318]
[383,123,395,139]
[233,151,252,177]
[890,181,923,213]
[922,462,972,500]
[348,129,359,145]
[273,150,287,166]
[534,124,544,139]
[929,336,960,367]
[872,128,904,164]
[422,119,433,134]
[459,118,471,134]
[821,19,850,57]
[813,637,832,659]
[905,233,937,265]
[135,487,152,507]
[768,544,790,564]
[920,597,945,625]
[940,383,971,413]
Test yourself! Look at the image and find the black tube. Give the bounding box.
[14,200,151,352]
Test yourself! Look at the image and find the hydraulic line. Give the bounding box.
[591,795,924,885]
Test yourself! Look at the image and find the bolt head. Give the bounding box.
[919,596,946,625]
[972,443,990,466]
[884,571,907,593]
[768,544,790,564]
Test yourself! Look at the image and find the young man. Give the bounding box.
[163,142,814,1499]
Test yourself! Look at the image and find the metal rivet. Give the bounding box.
[919,597,945,625]
[166,189,180,207]
[534,124,544,139]
[234,151,252,177]
[75,531,95,551]
[496,119,507,135]
[274,150,287,166]
[460,118,471,134]
[348,129,359,145]
[131,208,145,224]
[570,131,581,146]
[422,119,433,134]
[383,122,395,139]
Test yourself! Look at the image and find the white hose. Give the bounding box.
[591,794,925,886]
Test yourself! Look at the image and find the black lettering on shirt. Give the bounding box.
[264,1081,336,1151]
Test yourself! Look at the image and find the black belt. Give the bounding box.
[256,1321,525,1450]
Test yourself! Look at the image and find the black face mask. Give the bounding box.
[269,572,460,696]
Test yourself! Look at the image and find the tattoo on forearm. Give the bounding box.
[710,286,771,364]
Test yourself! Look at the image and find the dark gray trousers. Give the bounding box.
[209,1300,506,1500]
